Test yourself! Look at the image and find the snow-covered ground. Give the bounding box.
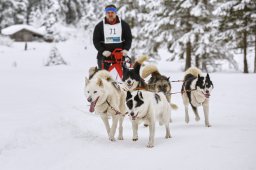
[0,36,256,170]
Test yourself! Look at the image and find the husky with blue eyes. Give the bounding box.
[126,90,172,148]
[181,67,214,127]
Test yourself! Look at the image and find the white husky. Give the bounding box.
[84,70,127,141]
[126,90,172,148]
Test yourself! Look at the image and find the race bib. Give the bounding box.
[103,19,122,44]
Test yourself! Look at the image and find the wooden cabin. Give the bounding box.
[1,25,45,42]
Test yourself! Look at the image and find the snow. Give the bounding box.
[181,0,193,9]
[190,4,203,17]
[1,24,45,36]
[0,34,256,170]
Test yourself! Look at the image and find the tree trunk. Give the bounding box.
[185,41,192,71]
[24,42,28,51]
[243,31,248,73]
[254,32,256,73]
[195,55,200,68]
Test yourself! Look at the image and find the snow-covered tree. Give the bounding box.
[29,6,44,27]
[80,1,103,33]
[13,0,29,24]
[214,0,256,73]
[112,1,156,59]
[58,0,83,25]
[26,0,42,25]
[45,46,67,66]
[0,0,15,30]
[43,0,61,41]
[164,0,215,70]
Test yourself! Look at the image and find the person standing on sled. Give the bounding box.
[93,4,132,70]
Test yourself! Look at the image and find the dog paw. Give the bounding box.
[118,136,124,140]
[185,117,189,124]
[132,138,138,141]
[165,134,171,139]
[109,137,116,141]
[205,124,212,127]
[195,116,200,121]
[146,144,154,148]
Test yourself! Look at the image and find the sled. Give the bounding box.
[102,48,132,81]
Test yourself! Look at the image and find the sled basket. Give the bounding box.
[102,48,132,80]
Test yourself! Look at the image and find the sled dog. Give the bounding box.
[122,55,148,90]
[181,67,214,127]
[142,64,177,110]
[126,90,171,148]
[84,70,127,141]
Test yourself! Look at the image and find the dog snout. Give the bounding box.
[159,86,165,92]
[130,112,134,116]
[127,80,131,84]
[87,96,92,102]
[206,90,209,94]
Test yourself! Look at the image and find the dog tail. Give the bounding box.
[93,70,113,82]
[132,55,148,74]
[136,55,148,65]
[184,67,202,79]
[170,103,178,110]
[141,64,160,79]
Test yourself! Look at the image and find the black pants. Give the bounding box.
[97,58,111,70]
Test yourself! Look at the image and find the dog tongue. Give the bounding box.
[89,98,98,113]
[89,101,96,112]
[205,93,210,98]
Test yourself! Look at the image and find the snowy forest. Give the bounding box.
[0,0,255,73]
[1,1,256,169]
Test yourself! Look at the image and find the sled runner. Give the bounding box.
[102,48,132,81]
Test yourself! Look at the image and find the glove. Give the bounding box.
[102,51,111,57]
[121,50,128,56]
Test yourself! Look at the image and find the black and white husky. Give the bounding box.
[122,55,148,90]
[181,67,214,127]
[126,90,171,148]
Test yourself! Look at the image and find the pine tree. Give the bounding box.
[14,0,29,24]
[0,0,15,30]
[26,0,42,25]
[166,0,215,71]
[29,6,44,27]
[254,31,256,73]
[43,0,60,41]
[214,0,256,73]
[45,46,67,66]
[58,0,84,25]
[113,1,157,58]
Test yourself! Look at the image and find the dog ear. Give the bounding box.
[133,63,141,75]
[126,91,132,100]
[138,91,143,99]
[85,77,89,86]
[206,73,210,80]
[96,78,103,87]
[206,73,214,88]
